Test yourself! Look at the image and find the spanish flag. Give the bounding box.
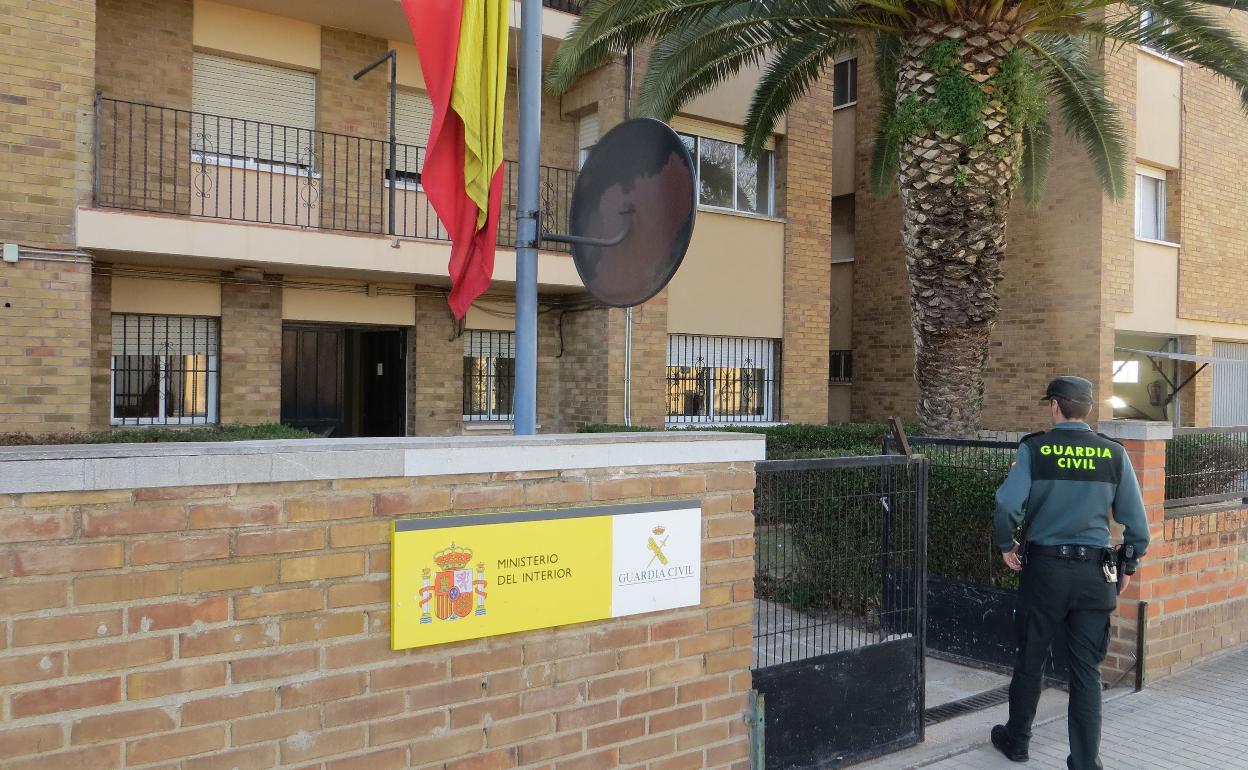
[403,0,508,319]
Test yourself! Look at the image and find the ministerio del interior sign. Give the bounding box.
[390,500,702,650]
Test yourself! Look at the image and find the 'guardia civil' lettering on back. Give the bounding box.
[1037,442,1114,470]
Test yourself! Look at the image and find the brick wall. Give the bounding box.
[90,266,113,430]
[776,71,833,425]
[1105,431,1248,683]
[1177,12,1248,325]
[218,279,282,424]
[0,0,95,248]
[410,295,463,436]
[0,450,756,769]
[0,259,93,433]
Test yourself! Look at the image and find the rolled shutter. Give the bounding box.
[393,89,434,174]
[112,315,219,357]
[577,113,599,151]
[191,53,316,165]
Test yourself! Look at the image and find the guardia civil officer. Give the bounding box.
[989,376,1149,770]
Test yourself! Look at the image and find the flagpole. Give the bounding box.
[513,0,541,435]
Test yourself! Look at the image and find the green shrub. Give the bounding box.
[924,447,1018,589]
[576,421,919,459]
[1166,433,1248,500]
[0,424,320,446]
[575,423,659,433]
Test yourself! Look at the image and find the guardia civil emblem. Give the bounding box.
[418,543,487,624]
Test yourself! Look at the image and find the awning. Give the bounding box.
[1115,347,1247,366]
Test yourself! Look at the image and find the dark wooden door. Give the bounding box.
[358,329,405,437]
[281,325,346,436]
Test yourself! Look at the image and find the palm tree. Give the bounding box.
[547,0,1248,436]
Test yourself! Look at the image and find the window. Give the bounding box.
[666,335,779,424]
[463,331,515,422]
[677,133,775,215]
[833,58,858,108]
[1112,360,1140,384]
[191,53,317,169]
[830,350,853,383]
[391,88,434,186]
[577,112,599,169]
[111,315,219,425]
[1135,168,1167,241]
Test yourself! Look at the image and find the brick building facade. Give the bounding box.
[2,0,1246,438]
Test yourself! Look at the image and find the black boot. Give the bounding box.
[991,724,1029,762]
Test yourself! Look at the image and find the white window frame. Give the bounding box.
[462,330,516,423]
[678,133,776,217]
[833,57,858,110]
[110,315,220,426]
[666,334,779,426]
[1134,166,1168,242]
[1112,359,1140,384]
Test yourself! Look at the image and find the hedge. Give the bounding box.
[0,424,320,446]
[577,421,915,459]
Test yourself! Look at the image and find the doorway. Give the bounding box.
[281,324,406,438]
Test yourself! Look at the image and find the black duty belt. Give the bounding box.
[1026,544,1106,561]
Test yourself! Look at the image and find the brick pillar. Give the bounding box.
[628,293,669,429]
[410,296,462,435]
[219,279,282,425]
[777,71,834,424]
[1178,336,1214,427]
[90,267,113,430]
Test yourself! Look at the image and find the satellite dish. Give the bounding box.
[544,118,696,308]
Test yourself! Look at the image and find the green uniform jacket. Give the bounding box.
[993,422,1150,555]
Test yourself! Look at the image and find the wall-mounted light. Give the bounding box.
[1109,396,1127,410]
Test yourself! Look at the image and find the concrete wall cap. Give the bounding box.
[1096,420,1175,442]
[0,432,767,495]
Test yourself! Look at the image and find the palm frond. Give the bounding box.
[741,32,844,156]
[1099,0,1248,112]
[874,30,902,105]
[1019,113,1053,206]
[868,32,903,195]
[1025,35,1127,199]
[638,4,837,121]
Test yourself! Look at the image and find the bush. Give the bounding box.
[0,424,320,446]
[575,423,659,433]
[924,447,1018,589]
[576,421,918,459]
[1166,433,1248,500]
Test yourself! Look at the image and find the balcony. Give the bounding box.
[92,96,576,253]
[542,0,586,12]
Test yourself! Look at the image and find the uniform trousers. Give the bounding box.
[1005,554,1117,770]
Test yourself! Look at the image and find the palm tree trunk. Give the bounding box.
[896,20,1022,437]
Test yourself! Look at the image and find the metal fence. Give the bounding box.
[885,436,1019,588]
[1166,426,1248,508]
[94,96,575,251]
[753,455,927,669]
[542,0,587,12]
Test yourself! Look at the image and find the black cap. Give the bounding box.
[1040,376,1094,405]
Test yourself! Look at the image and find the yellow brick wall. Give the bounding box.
[218,279,282,425]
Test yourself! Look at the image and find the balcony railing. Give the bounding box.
[542,0,586,12]
[93,96,576,251]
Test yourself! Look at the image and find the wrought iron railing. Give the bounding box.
[665,335,782,425]
[1166,426,1248,509]
[93,96,576,251]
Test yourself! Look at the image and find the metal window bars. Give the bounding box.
[111,314,220,426]
[666,335,781,425]
[463,330,517,422]
[93,96,576,251]
[829,350,853,383]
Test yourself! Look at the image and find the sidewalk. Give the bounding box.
[915,644,1248,770]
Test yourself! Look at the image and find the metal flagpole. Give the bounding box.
[513,0,541,435]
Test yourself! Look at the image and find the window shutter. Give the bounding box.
[670,116,775,151]
[112,315,219,357]
[393,89,434,173]
[577,113,599,150]
[191,53,316,164]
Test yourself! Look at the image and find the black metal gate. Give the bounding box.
[752,455,928,769]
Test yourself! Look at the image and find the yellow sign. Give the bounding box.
[391,501,701,650]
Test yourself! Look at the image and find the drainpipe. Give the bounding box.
[622,48,634,427]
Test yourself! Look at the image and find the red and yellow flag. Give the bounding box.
[403,0,509,319]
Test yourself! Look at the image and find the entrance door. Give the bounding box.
[281,325,345,436]
[281,324,406,438]
[358,329,405,437]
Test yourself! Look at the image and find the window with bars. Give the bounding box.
[833,58,858,108]
[463,330,516,422]
[666,335,780,424]
[111,314,220,425]
[677,133,775,216]
[829,350,853,383]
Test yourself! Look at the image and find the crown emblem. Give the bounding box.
[434,543,473,571]
[652,526,665,536]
